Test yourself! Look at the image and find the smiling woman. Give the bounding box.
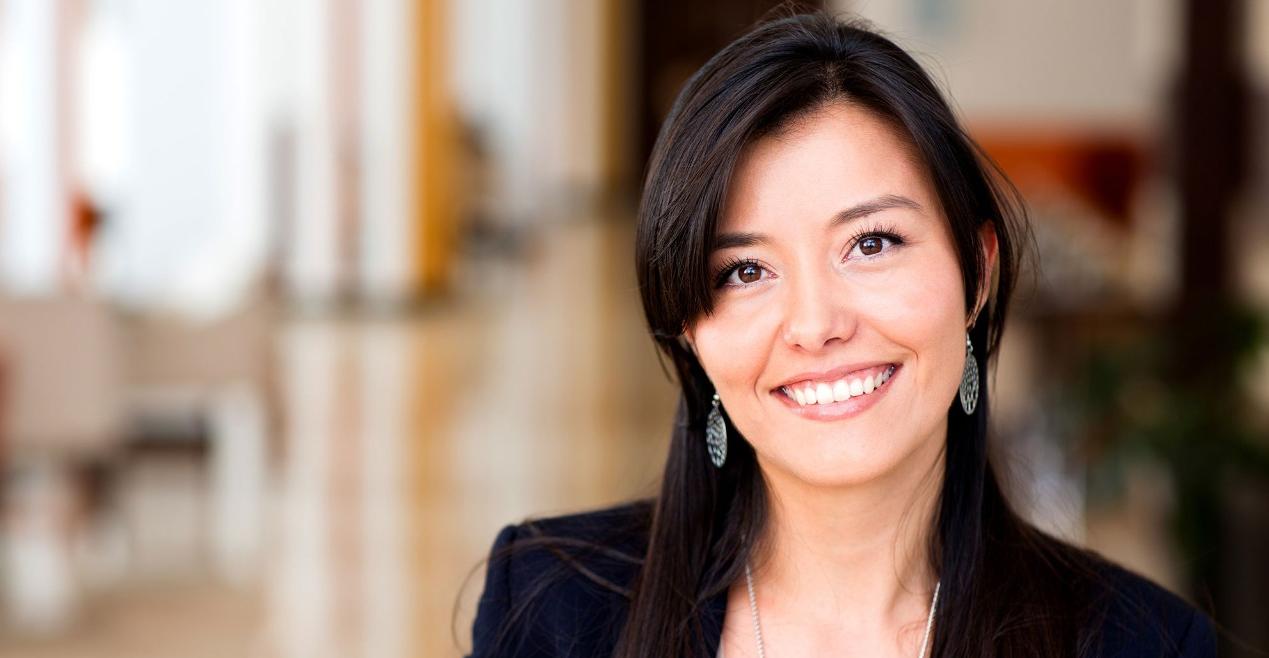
[686,103,988,494]
[466,11,1217,658]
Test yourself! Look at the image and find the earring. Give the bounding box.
[705,392,727,468]
[959,334,979,415]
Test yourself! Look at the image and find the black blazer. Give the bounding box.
[468,501,1218,657]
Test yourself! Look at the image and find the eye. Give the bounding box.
[713,258,773,288]
[733,262,764,284]
[846,225,906,260]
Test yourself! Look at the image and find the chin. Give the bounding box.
[772,450,900,489]
[757,426,927,489]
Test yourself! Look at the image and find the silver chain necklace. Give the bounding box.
[742,563,940,658]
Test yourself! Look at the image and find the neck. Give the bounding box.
[751,428,945,631]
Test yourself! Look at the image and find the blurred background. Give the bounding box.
[0,0,1266,656]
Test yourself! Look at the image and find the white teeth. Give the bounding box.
[832,380,850,402]
[784,364,898,407]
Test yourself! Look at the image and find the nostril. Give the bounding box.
[780,311,855,352]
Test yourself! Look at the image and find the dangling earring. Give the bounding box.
[959,334,979,415]
[705,392,727,468]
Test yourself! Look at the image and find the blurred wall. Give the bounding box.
[449,0,621,225]
[836,0,1177,126]
[0,0,69,295]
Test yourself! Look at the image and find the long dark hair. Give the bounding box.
[623,10,1107,658]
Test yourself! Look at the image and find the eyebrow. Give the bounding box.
[711,193,922,252]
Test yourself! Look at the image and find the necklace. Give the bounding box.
[742,563,940,658]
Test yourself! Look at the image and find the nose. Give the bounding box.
[780,268,855,351]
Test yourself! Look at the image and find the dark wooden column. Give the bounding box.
[634,1,821,174]
[1170,2,1261,656]
[1175,0,1248,317]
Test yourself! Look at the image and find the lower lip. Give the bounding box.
[771,365,901,421]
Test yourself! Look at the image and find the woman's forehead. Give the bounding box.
[719,104,935,234]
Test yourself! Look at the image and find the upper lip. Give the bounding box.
[771,361,897,390]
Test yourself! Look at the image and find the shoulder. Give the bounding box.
[1002,527,1217,656]
[1082,556,1218,657]
[467,500,652,658]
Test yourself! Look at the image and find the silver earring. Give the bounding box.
[959,334,979,415]
[705,392,727,468]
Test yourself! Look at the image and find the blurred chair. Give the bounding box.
[117,290,274,585]
[0,295,126,460]
[0,294,125,632]
[0,290,275,635]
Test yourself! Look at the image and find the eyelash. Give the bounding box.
[712,256,763,289]
[711,222,908,289]
[847,222,906,259]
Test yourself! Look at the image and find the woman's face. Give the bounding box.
[685,102,996,489]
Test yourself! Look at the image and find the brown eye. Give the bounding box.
[847,231,902,260]
[715,259,771,288]
[737,263,762,283]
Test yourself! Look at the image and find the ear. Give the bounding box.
[971,221,999,328]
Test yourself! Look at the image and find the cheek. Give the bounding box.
[691,287,800,409]
[872,255,966,391]
[691,308,780,394]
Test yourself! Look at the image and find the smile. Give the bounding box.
[780,364,896,406]
[772,363,900,420]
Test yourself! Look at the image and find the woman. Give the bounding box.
[467,12,1217,658]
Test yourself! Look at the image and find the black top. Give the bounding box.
[467,501,1218,657]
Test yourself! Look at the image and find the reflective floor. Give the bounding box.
[264,216,679,658]
[0,217,679,658]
